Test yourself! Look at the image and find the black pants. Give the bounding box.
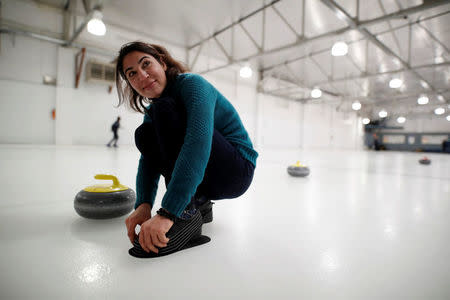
[107,130,118,146]
[135,96,255,202]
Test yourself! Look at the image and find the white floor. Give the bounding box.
[0,145,449,299]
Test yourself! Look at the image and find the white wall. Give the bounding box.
[384,116,450,133]
[54,46,141,145]
[0,0,184,146]
[257,94,302,149]
[257,96,361,150]
[0,34,57,144]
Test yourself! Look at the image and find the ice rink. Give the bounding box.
[1,145,449,299]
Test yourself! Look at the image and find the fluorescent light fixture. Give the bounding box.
[239,65,252,78]
[417,95,429,105]
[397,116,406,123]
[331,41,348,56]
[311,88,322,98]
[379,110,387,118]
[389,78,402,89]
[362,118,370,125]
[87,10,106,36]
[434,56,444,64]
[434,107,445,115]
[352,101,361,111]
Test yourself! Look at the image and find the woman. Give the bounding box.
[116,42,258,258]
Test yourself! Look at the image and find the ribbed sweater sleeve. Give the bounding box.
[134,153,160,209]
[161,74,216,216]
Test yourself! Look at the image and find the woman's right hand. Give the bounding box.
[125,203,152,244]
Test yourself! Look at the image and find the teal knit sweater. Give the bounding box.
[135,73,258,217]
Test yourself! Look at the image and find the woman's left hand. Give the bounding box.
[139,214,173,253]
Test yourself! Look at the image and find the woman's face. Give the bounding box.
[122,51,167,99]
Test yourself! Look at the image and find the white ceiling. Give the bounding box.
[24,0,450,117]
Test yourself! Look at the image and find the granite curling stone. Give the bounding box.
[419,157,431,165]
[74,174,136,219]
[287,161,310,177]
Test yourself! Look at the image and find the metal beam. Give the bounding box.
[0,27,66,45]
[63,0,75,41]
[271,5,301,39]
[292,88,450,104]
[0,26,116,57]
[197,0,449,75]
[284,63,306,88]
[356,0,450,29]
[371,89,450,106]
[65,9,95,46]
[309,61,450,87]
[188,42,204,70]
[261,74,340,98]
[213,36,232,62]
[416,22,450,55]
[238,23,262,52]
[188,0,281,50]
[377,0,402,57]
[320,0,438,93]
[260,9,449,73]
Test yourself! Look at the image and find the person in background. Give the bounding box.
[373,133,380,151]
[115,42,258,257]
[107,116,121,147]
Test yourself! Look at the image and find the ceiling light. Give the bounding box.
[331,41,348,56]
[311,88,322,98]
[379,110,387,118]
[434,107,445,115]
[434,56,444,64]
[437,95,445,102]
[87,10,106,36]
[362,118,370,125]
[417,95,429,105]
[352,101,361,111]
[397,116,406,123]
[239,65,252,78]
[447,115,450,121]
[389,78,403,89]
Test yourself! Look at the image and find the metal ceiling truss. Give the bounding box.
[188,0,448,73]
[261,10,450,73]
[318,0,450,117]
[320,0,437,93]
[187,0,449,112]
[261,10,450,102]
[360,91,450,118]
[2,0,448,113]
[360,90,450,110]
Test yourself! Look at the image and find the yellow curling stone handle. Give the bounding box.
[294,161,307,167]
[83,174,129,193]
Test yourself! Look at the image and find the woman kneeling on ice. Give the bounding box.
[115,42,258,257]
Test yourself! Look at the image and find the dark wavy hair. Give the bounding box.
[115,41,189,113]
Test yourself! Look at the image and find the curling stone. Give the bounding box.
[74,174,135,219]
[419,157,431,165]
[287,161,310,177]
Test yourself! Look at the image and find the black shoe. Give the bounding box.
[198,200,214,223]
[128,209,210,258]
